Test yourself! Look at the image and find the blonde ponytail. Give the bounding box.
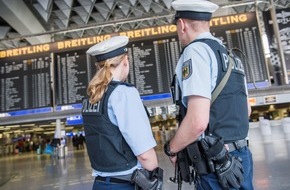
[87,54,126,104]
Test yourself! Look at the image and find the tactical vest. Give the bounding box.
[179,39,249,143]
[186,39,249,143]
[82,81,137,172]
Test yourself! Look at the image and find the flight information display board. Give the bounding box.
[127,37,180,100]
[55,50,96,107]
[211,12,269,89]
[55,36,180,108]
[0,54,51,114]
[0,13,270,117]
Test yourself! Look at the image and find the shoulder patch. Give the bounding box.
[182,59,192,80]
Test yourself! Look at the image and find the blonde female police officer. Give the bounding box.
[82,36,159,190]
[164,0,254,190]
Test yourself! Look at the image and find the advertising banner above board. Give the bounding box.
[0,25,177,58]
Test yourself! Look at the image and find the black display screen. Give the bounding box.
[55,36,181,106]
[127,37,180,97]
[211,12,269,88]
[55,50,96,106]
[0,54,51,113]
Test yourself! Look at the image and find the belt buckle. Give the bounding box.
[226,140,246,152]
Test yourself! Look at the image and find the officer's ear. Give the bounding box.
[178,18,186,33]
[122,54,129,66]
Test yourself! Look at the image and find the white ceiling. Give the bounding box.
[0,0,289,50]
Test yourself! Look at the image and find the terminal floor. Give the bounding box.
[1,130,290,189]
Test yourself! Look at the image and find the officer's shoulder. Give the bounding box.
[111,82,139,99]
[111,81,137,94]
[111,81,135,88]
[192,38,219,47]
[120,82,135,87]
[185,41,211,55]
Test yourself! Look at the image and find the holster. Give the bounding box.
[131,167,163,190]
[186,141,210,175]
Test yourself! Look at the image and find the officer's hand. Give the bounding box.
[169,155,177,166]
[215,155,244,189]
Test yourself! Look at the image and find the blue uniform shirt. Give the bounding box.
[92,81,157,177]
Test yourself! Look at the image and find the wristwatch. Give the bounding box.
[164,141,177,157]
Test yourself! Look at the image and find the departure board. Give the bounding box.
[127,37,180,97]
[0,13,271,116]
[55,50,96,106]
[211,12,269,89]
[0,54,51,113]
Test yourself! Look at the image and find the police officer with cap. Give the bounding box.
[82,36,161,190]
[164,0,254,189]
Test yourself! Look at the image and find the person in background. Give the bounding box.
[163,0,254,189]
[60,137,66,147]
[78,134,85,149]
[82,36,162,190]
[17,139,24,153]
[72,135,79,149]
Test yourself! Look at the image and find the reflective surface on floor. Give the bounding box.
[1,121,290,190]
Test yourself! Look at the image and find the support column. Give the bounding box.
[54,119,62,139]
[269,0,289,84]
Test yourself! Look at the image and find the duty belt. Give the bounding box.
[95,176,131,184]
[226,139,248,152]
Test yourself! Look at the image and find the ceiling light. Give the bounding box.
[8,125,20,128]
[21,124,36,127]
[39,124,53,127]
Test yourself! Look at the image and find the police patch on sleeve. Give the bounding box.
[182,59,192,80]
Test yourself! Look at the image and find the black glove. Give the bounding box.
[131,167,163,190]
[215,155,244,190]
[200,136,244,189]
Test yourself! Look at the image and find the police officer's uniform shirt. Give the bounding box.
[92,81,157,177]
[176,32,220,107]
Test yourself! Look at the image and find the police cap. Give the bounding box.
[86,36,129,62]
[171,0,219,21]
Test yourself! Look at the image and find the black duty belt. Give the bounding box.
[95,176,131,184]
[226,139,248,152]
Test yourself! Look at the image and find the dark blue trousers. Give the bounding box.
[92,177,135,190]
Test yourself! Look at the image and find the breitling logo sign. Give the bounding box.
[0,25,177,58]
[0,44,50,58]
[56,35,111,50]
[210,14,248,27]
[55,25,177,50]
[0,13,253,58]
[119,25,177,38]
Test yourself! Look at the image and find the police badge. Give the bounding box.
[182,59,192,80]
